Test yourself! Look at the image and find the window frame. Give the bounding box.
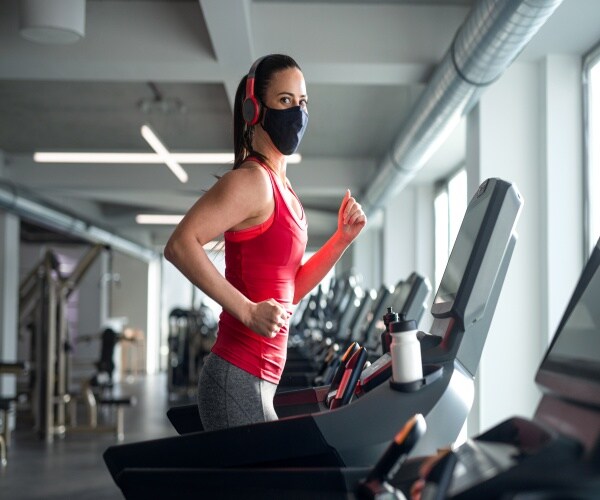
[582,40,600,257]
[434,165,467,290]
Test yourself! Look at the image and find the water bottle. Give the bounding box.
[380,307,399,354]
[389,316,422,383]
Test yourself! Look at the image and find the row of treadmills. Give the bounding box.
[103,178,600,499]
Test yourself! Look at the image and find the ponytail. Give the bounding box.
[232,76,250,169]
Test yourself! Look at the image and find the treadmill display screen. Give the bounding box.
[392,282,411,313]
[432,189,489,312]
[541,256,600,383]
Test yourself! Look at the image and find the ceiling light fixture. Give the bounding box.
[140,124,188,183]
[135,214,184,225]
[138,82,186,115]
[33,152,302,164]
[19,0,86,44]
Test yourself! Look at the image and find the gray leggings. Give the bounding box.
[197,353,278,431]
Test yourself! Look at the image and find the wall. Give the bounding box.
[466,58,584,435]
[110,251,151,371]
[384,184,436,330]
[384,186,416,286]
[351,210,383,290]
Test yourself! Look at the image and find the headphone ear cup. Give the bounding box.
[242,96,260,126]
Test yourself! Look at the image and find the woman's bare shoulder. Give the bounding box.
[217,161,271,195]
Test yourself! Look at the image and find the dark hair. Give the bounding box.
[233,54,301,169]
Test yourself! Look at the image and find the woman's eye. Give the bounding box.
[280,97,291,104]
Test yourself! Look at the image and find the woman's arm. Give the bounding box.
[293,189,367,303]
[164,165,289,338]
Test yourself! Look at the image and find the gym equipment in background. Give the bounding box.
[0,361,28,466]
[17,244,136,442]
[167,304,217,399]
[18,245,105,442]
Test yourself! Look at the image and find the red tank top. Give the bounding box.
[211,158,308,383]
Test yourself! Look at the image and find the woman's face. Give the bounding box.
[263,67,308,112]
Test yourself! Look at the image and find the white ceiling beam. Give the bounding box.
[200,0,255,109]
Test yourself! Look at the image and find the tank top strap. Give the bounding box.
[246,156,284,211]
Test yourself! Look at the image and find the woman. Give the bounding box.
[164,54,366,431]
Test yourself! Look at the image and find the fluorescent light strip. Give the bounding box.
[34,152,160,163]
[33,152,302,164]
[141,125,189,183]
[135,214,184,225]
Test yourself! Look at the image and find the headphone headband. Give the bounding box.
[247,56,266,80]
[242,56,267,126]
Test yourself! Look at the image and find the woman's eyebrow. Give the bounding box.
[277,91,308,98]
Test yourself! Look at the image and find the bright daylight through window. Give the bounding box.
[434,169,467,290]
[586,52,600,254]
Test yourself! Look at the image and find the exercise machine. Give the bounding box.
[17,244,136,442]
[398,237,600,499]
[103,177,523,498]
[167,304,217,398]
[166,272,431,433]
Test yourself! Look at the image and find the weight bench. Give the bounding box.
[69,379,137,442]
[0,361,28,466]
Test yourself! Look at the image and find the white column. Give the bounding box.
[466,62,546,434]
[146,257,161,374]
[539,55,584,345]
[0,211,20,396]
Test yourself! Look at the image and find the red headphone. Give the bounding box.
[242,56,266,126]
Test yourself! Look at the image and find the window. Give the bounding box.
[584,42,600,255]
[434,168,468,290]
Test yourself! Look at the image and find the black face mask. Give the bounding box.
[261,105,309,155]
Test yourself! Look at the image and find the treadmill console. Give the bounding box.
[431,178,522,330]
[536,238,600,409]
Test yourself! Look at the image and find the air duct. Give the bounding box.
[362,0,563,216]
[0,181,157,262]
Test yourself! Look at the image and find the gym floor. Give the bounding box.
[1,373,179,499]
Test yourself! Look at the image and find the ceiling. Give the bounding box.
[1,0,599,251]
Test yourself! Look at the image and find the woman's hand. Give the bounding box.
[337,189,367,244]
[247,299,290,338]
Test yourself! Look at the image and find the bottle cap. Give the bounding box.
[383,307,399,329]
[390,317,417,333]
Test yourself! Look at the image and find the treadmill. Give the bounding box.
[166,272,431,434]
[138,236,600,500]
[395,236,600,499]
[103,177,523,499]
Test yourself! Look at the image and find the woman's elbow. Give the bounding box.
[163,235,182,265]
